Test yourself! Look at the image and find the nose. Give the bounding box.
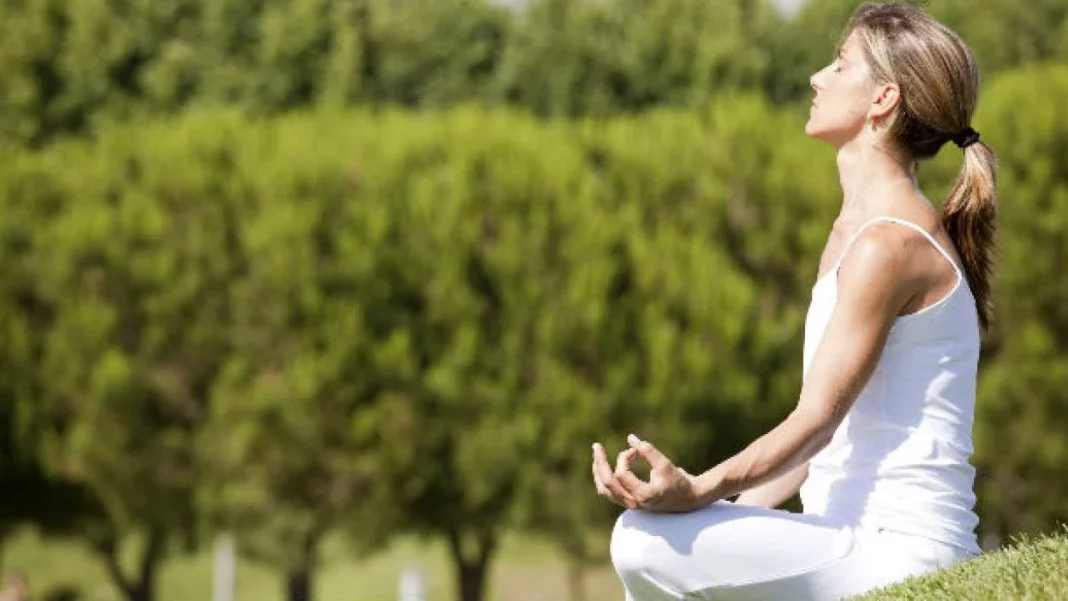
[810,70,822,93]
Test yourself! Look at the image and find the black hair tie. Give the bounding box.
[951,127,980,149]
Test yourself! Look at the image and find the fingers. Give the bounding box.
[592,443,624,504]
[614,447,650,501]
[616,468,651,503]
[591,454,610,497]
[591,443,612,497]
[592,443,638,508]
[627,434,672,471]
[615,447,638,476]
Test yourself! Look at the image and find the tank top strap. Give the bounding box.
[824,216,896,276]
[871,216,964,280]
[830,216,963,282]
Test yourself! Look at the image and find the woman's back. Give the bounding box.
[800,216,981,554]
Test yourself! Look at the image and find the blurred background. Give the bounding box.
[1,0,1066,600]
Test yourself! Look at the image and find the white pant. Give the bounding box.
[610,501,975,600]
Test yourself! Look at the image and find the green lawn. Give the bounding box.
[2,527,624,601]
[6,526,1067,601]
[858,530,1068,601]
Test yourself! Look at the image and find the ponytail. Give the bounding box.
[941,141,997,332]
[847,3,996,329]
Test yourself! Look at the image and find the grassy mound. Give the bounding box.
[858,530,1068,600]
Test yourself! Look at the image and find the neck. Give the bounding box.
[835,137,918,222]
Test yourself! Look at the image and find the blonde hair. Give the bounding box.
[848,2,997,332]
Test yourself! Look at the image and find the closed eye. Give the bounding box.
[832,49,847,73]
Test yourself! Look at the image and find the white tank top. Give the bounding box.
[798,216,981,554]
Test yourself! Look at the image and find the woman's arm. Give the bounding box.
[734,462,808,508]
[592,225,927,513]
[691,228,922,505]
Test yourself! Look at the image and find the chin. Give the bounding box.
[804,119,827,141]
[804,120,843,147]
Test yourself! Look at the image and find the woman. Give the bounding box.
[591,3,997,600]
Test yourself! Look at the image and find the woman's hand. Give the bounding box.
[591,434,705,513]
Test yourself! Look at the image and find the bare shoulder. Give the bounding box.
[838,222,928,307]
[841,222,918,273]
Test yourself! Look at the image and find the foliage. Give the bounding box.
[0,118,240,600]
[2,35,1068,601]
[967,64,1068,546]
[4,0,1064,149]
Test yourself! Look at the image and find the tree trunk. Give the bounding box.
[285,529,320,601]
[457,561,489,601]
[286,570,312,601]
[446,529,497,601]
[566,560,586,601]
[129,580,155,601]
[130,529,164,601]
[97,528,165,601]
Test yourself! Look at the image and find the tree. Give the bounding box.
[496,0,777,116]
[4,115,241,601]
[196,114,391,601]
[0,0,512,147]
[0,148,40,558]
[965,64,1068,546]
[927,0,1068,76]
[0,147,106,571]
[361,108,608,601]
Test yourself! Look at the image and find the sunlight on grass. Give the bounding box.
[3,527,624,601]
[857,530,1068,601]
[12,525,1065,601]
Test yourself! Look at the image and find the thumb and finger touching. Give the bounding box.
[593,442,638,506]
[593,435,681,509]
[627,433,672,471]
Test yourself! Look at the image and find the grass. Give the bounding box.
[2,526,624,601]
[857,529,1068,601]
[6,526,1068,601]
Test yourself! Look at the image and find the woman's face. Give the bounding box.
[805,30,880,147]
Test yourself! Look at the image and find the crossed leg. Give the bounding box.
[610,501,964,601]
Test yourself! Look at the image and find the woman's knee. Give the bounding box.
[610,510,676,581]
[611,502,732,571]
[610,510,694,598]
[610,510,646,575]
[610,503,750,596]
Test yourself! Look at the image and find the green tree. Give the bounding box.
[195,112,390,601]
[360,108,611,601]
[966,64,1068,546]
[0,149,39,555]
[3,115,241,601]
[0,0,512,147]
[496,0,776,116]
[355,0,510,107]
[0,148,105,570]
[927,0,1068,76]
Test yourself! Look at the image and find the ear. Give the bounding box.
[868,81,901,122]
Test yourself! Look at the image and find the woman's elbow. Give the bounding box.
[790,406,839,453]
